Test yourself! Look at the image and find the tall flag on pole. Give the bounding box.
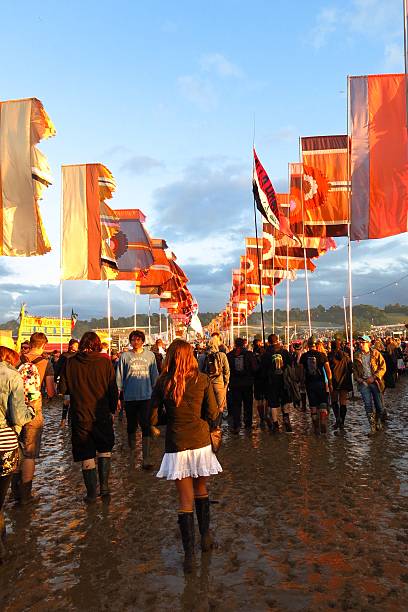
[350,74,408,240]
[0,98,56,256]
[111,209,154,280]
[62,163,119,280]
[253,148,294,239]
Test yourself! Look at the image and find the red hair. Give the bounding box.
[0,346,20,367]
[159,339,198,407]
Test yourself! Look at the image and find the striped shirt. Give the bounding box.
[0,426,18,451]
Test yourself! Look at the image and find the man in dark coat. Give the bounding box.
[227,337,257,433]
[59,332,118,502]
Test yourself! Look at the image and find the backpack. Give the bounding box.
[205,352,221,379]
[18,355,46,404]
[306,354,319,378]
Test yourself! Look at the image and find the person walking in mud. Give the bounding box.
[0,336,34,560]
[252,336,267,428]
[328,337,353,431]
[353,335,386,435]
[260,334,294,433]
[59,332,118,502]
[300,337,333,435]
[12,332,55,504]
[151,339,222,573]
[116,330,159,468]
[227,337,258,433]
[198,334,229,415]
[54,338,79,428]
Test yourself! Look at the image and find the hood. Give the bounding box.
[74,351,106,364]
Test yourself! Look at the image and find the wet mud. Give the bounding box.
[1,379,408,611]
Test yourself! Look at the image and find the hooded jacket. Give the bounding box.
[353,348,386,393]
[0,361,34,433]
[59,352,118,428]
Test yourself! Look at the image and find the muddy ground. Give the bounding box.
[1,379,408,611]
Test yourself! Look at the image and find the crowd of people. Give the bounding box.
[0,328,406,571]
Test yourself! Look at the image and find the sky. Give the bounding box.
[1,0,408,323]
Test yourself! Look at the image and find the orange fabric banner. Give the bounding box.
[350,74,408,240]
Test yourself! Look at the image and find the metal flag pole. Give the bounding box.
[237,272,241,338]
[404,0,408,126]
[347,75,354,361]
[297,146,312,337]
[59,168,64,352]
[107,280,111,355]
[148,296,152,343]
[272,225,276,334]
[230,302,234,347]
[252,120,266,345]
[159,306,162,337]
[286,242,290,346]
[166,312,169,342]
[245,259,249,341]
[343,296,349,342]
[133,286,137,329]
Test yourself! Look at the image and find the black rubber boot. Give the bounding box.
[332,402,340,430]
[301,393,307,412]
[283,413,293,433]
[9,473,21,503]
[340,405,347,429]
[128,433,136,449]
[375,413,383,431]
[195,496,213,552]
[142,437,153,470]
[178,512,195,573]
[257,404,265,428]
[0,512,6,562]
[82,468,97,503]
[97,457,111,497]
[20,481,34,506]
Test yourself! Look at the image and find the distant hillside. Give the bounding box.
[2,303,407,339]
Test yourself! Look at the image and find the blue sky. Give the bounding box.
[0,0,407,321]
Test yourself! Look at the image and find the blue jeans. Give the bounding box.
[358,382,383,417]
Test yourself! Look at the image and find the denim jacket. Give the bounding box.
[0,361,34,434]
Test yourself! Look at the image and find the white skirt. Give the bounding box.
[156,444,222,480]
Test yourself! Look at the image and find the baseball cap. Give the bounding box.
[358,335,371,342]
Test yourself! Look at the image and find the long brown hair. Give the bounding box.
[159,339,198,406]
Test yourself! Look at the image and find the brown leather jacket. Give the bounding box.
[352,348,386,392]
[151,372,219,453]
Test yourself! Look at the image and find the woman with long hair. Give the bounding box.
[0,336,34,560]
[151,339,221,572]
[59,332,118,503]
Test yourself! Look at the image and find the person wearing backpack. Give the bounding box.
[252,336,267,428]
[300,336,333,434]
[198,335,230,414]
[0,336,34,560]
[11,332,55,504]
[260,334,293,433]
[227,337,258,433]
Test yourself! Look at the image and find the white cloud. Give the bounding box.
[311,7,338,49]
[200,53,243,78]
[177,75,217,111]
[311,0,402,51]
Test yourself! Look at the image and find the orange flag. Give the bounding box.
[350,74,408,240]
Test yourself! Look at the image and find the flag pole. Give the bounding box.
[298,143,312,336]
[148,295,152,343]
[347,75,354,360]
[133,286,137,329]
[343,295,349,342]
[252,118,266,345]
[107,280,111,355]
[166,312,169,343]
[59,167,64,352]
[404,0,408,126]
[244,257,249,340]
[230,302,234,347]
[286,242,290,346]
[237,271,241,338]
